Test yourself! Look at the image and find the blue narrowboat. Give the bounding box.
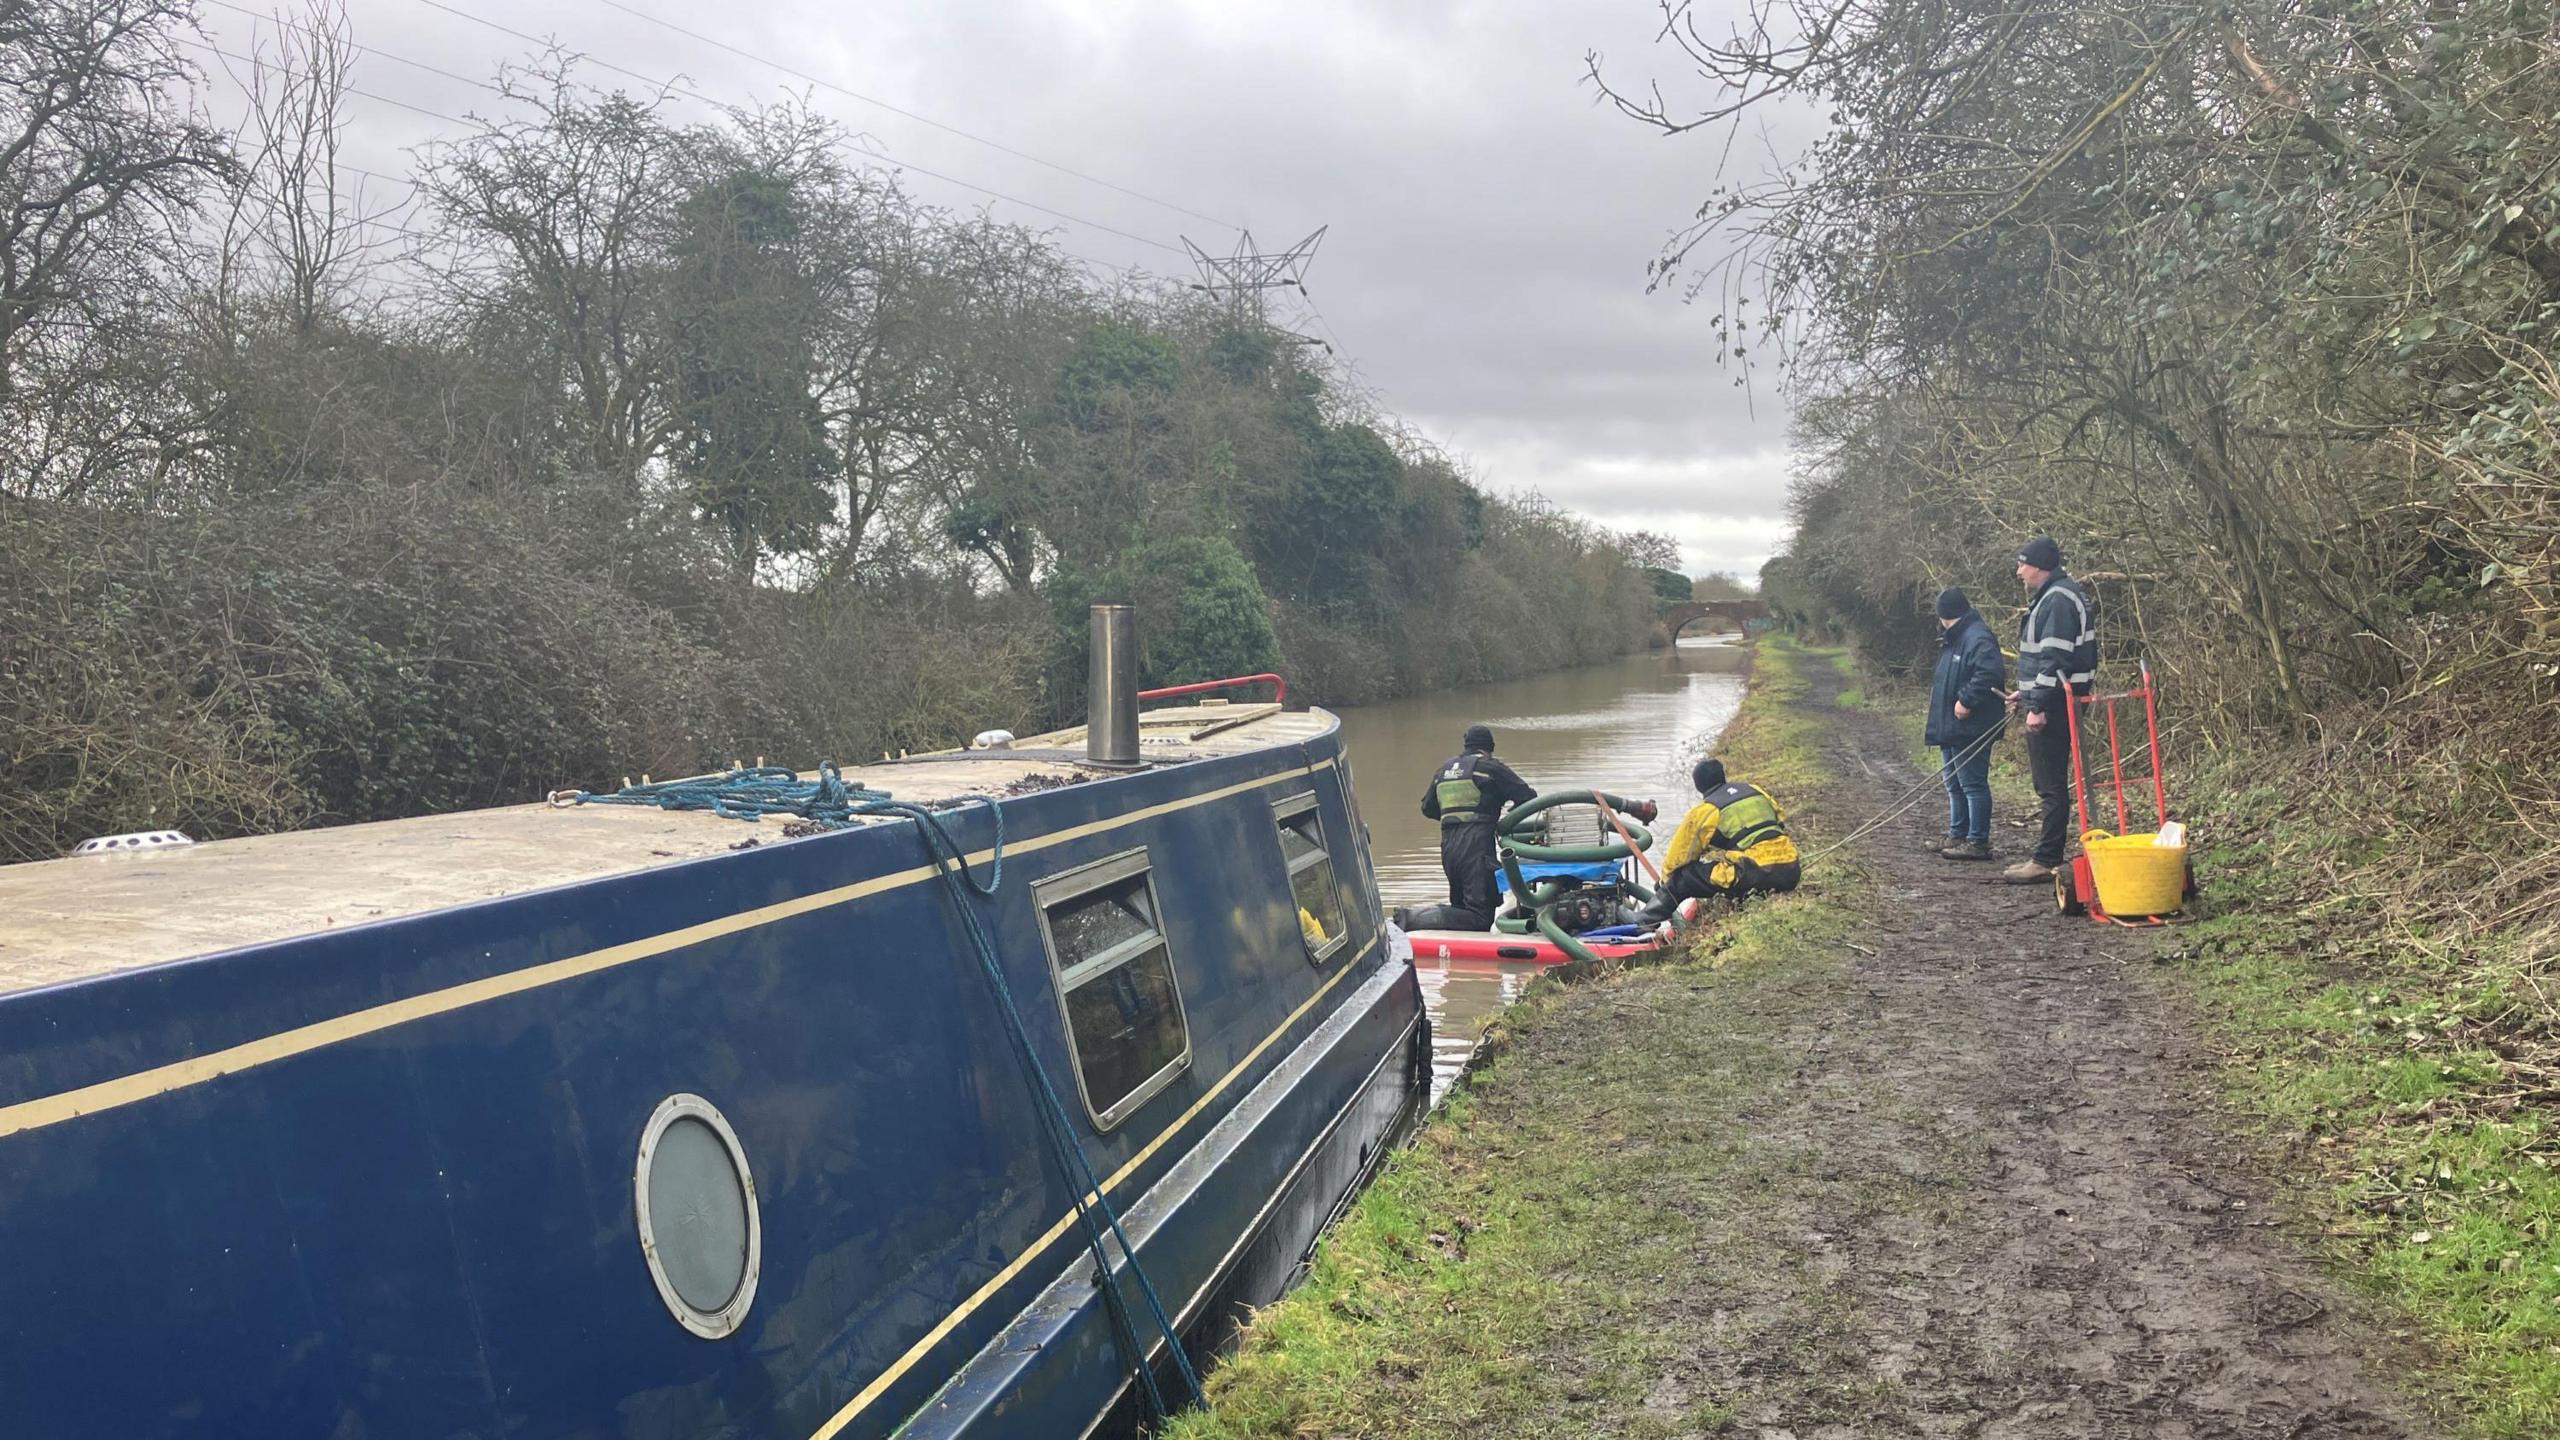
[0,625,1426,1438]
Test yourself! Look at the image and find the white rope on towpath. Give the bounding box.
[1797,723,2007,864]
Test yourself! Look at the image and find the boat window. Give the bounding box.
[1034,850,1191,1130]
[1274,793,1348,964]
[633,1093,761,1339]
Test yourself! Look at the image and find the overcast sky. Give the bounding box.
[190,0,1803,580]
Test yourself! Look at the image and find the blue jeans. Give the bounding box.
[1941,741,1992,843]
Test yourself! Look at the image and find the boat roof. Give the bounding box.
[0,702,1337,998]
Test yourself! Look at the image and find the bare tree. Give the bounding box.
[209,0,393,333]
[1,0,230,497]
[419,56,685,489]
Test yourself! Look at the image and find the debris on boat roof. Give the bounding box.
[1005,770,1094,795]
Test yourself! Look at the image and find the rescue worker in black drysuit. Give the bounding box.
[1419,724,1536,927]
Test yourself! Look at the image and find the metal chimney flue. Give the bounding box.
[1086,604,1140,768]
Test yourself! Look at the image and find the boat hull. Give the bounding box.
[0,724,1421,1438]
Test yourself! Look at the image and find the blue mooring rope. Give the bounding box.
[561,764,896,826]
[564,767,1203,1417]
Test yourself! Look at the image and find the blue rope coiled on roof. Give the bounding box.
[560,764,894,826]
[561,767,1201,1417]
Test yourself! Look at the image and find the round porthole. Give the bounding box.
[634,1093,761,1339]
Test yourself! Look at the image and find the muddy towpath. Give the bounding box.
[1174,646,2427,1440]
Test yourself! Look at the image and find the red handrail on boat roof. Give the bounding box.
[1136,673,1288,706]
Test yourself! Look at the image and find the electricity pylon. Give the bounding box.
[1183,227,1330,349]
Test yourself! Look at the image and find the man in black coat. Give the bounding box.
[1419,723,1536,924]
[2005,536,2098,883]
[1924,588,2006,861]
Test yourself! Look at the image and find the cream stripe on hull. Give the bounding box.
[0,759,1334,1142]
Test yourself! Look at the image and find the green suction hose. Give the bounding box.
[1492,790,1658,967]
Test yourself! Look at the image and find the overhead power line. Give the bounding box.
[412,0,703,99]
[1298,293,1350,358]
[844,141,1184,254]
[589,0,1244,233]
[406,0,1186,255]
[191,4,1307,297]
[200,0,499,94]
[180,35,473,124]
[185,15,1165,278]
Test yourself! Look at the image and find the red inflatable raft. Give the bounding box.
[1403,899,1698,966]
[1406,929,1659,965]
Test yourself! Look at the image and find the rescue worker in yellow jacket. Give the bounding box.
[1642,757,1801,919]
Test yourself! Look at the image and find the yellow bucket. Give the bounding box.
[2081,829,2187,916]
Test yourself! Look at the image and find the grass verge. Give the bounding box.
[2169,771,2560,1437]
[1167,637,1863,1440]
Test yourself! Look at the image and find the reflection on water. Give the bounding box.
[1335,636,1750,1099]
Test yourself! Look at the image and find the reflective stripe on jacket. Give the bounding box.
[2016,573,2097,715]
[1432,755,1488,822]
[1663,781,1799,871]
[1420,750,1534,826]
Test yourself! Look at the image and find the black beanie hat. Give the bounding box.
[1692,757,1726,793]
[2017,535,2065,571]
[1935,586,1969,620]
[1461,723,1495,753]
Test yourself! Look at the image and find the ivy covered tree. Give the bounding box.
[668,164,837,577]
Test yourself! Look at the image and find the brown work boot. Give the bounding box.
[2002,858,2056,884]
[1940,839,1994,862]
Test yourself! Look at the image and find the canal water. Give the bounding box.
[1335,636,1751,1095]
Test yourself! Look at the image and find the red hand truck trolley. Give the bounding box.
[2054,660,2195,924]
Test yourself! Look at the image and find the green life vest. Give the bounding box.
[1434,753,1490,825]
[1706,782,1787,851]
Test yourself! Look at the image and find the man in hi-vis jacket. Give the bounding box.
[1419,724,1536,924]
[1643,757,1801,919]
[2005,536,2098,884]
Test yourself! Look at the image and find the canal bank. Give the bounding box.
[1169,640,2430,1440]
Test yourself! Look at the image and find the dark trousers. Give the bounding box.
[1940,741,1993,843]
[1439,822,1499,919]
[1666,854,1801,902]
[2026,718,2084,866]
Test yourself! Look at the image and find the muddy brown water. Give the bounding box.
[1334,636,1749,1098]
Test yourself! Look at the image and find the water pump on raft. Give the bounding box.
[1395,789,1702,969]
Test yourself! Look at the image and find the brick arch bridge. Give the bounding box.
[1662,598,1774,639]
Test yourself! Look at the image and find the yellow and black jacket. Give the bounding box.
[1662,780,1799,873]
